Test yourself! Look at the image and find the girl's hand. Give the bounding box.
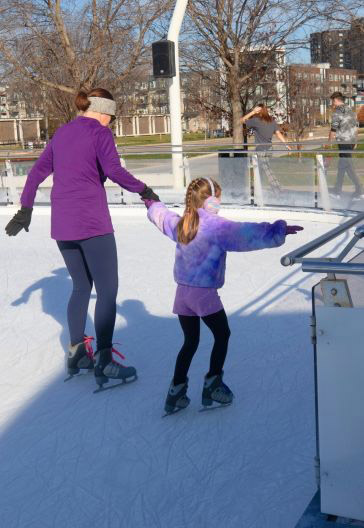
[286,225,304,235]
[252,106,261,115]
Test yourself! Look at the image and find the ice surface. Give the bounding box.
[0,207,359,528]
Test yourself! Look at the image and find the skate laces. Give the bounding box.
[111,343,127,366]
[83,336,95,360]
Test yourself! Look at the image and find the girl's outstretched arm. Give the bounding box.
[216,218,288,252]
[146,201,181,242]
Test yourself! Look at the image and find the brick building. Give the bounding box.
[311,18,364,74]
[287,63,357,125]
[118,73,221,134]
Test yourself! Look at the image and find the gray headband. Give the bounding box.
[88,96,116,116]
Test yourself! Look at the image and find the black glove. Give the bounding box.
[139,185,160,202]
[5,206,33,236]
[286,225,304,235]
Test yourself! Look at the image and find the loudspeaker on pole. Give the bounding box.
[152,40,176,78]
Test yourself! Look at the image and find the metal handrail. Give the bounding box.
[281,213,364,267]
[302,261,364,274]
[1,147,363,159]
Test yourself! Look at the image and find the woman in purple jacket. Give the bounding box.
[5,88,159,391]
[144,178,303,414]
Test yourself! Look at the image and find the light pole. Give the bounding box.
[168,0,188,189]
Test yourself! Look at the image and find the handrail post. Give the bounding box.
[316,154,331,212]
[5,160,19,205]
[252,154,264,207]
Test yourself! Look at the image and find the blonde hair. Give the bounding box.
[177,178,221,244]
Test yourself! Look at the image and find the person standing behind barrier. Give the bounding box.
[328,91,363,200]
[240,104,291,195]
[5,87,159,391]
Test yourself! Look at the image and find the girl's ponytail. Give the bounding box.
[177,179,204,244]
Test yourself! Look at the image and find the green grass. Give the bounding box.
[281,138,364,160]
[122,144,228,159]
[123,153,172,160]
[116,132,207,146]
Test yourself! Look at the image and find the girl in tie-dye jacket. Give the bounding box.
[144,177,303,414]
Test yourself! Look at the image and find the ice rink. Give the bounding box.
[0,206,357,528]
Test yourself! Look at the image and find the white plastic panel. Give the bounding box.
[316,305,364,521]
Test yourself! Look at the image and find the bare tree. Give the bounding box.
[180,71,224,133]
[185,0,325,144]
[0,0,172,122]
[286,76,319,148]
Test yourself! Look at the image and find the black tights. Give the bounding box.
[173,309,231,385]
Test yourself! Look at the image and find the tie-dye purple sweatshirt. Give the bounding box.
[147,202,287,288]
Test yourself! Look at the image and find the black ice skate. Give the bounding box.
[163,378,190,417]
[93,346,137,393]
[64,336,95,381]
[200,372,234,411]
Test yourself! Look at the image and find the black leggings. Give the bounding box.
[173,309,231,385]
[57,234,118,350]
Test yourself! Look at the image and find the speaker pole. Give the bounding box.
[168,0,188,189]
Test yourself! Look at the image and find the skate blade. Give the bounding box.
[93,375,138,394]
[162,407,187,418]
[199,402,232,413]
[64,369,94,382]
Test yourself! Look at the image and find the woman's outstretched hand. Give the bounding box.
[285,225,304,235]
[5,206,33,236]
[139,185,160,202]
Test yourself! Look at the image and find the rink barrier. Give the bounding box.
[1,144,363,213]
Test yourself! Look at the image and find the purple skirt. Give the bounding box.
[173,284,224,317]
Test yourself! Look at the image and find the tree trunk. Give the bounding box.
[230,79,243,145]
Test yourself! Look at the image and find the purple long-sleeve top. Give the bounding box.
[147,202,287,288]
[21,116,145,240]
